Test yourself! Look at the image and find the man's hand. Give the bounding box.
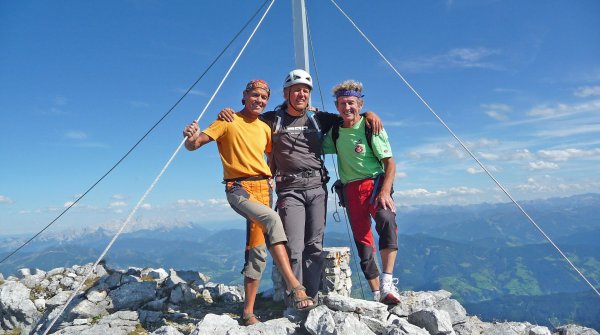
[364,111,382,134]
[217,108,235,122]
[375,191,396,213]
[183,121,199,139]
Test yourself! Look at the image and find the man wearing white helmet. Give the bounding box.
[219,69,381,300]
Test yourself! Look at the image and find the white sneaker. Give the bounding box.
[379,278,401,305]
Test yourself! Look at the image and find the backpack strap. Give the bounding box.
[306,111,322,139]
[332,120,382,167]
[273,108,285,134]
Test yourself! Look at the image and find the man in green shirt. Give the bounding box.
[322,80,401,304]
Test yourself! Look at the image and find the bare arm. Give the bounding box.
[375,157,396,212]
[364,111,382,134]
[183,121,213,151]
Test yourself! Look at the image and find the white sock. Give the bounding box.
[372,290,380,295]
[381,272,393,283]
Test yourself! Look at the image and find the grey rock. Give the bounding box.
[17,268,32,279]
[359,315,387,334]
[52,310,139,335]
[408,308,455,335]
[323,292,389,320]
[555,324,600,335]
[34,298,46,311]
[46,291,75,308]
[482,321,530,335]
[173,269,209,284]
[143,297,168,311]
[454,316,492,335]
[305,306,336,335]
[190,313,239,335]
[139,309,163,324]
[305,305,375,335]
[390,290,452,317]
[141,267,169,282]
[85,288,107,303]
[71,299,109,319]
[0,281,42,332]
[151,325,184,335]
[384,317,430,335]
[436,298,468,325]
[530,325,552,335]
[170,283,198,305]
[108,281,157,310]
[165,269,186,288]
[46,267,66,277]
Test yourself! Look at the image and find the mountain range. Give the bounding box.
[1,193,599,329]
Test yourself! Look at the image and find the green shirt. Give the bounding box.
[322,117,393,184]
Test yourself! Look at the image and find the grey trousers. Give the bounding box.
[276,184,327,297]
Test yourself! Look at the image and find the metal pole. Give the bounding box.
[292,0,309,71]
[292,0,310,100]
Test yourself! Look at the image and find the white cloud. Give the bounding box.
[401,47,501,72]
[0,195,14,204]
[466,165,498,174]
[207,198,229,206]
[109,201,127,208]
[482,103,511,121]
[395,188,447,198]
[141,203,152,210]
[63,201,78,208]
[176,199,205,207]
[112,194,127,200]
[527,100,600,118]
[574,86,600,97]
[447,186,481,195]
[528,161,559,171]
[511,149,534,160]
[485,110,508,121]
[535,123,600,138]
[477,152,500,161]
[65,130,88,140]
[538,148,600,161]
[395,172,407,179]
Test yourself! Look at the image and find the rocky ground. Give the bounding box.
[0,263,598,335]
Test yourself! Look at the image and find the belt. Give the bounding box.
[223,175,270,183]
[275,169,321,182]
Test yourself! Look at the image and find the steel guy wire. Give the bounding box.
[39,1,277,333]
[330,0,600,298]
[0,0,272,267]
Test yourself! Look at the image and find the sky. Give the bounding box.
[1,0,599,236]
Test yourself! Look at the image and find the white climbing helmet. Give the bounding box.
[283,69,313,89]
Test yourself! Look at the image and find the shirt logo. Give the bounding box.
[355,144,365,153]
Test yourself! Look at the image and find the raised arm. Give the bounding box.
[375,157,396,212]
[183,121,213,151]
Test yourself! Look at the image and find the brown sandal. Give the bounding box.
[242,313,260,326]
[289,285,318,311]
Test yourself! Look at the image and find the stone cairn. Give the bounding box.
[271,246,352,301]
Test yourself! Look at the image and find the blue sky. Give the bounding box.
[1,0,599,235]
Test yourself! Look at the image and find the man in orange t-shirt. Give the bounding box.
[183,80,315,325]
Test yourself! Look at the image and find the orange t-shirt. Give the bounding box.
[202,112,272,180]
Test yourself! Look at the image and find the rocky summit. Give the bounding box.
[0,263,597,335]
